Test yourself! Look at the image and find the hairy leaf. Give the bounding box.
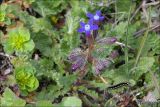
[0,88,26,106]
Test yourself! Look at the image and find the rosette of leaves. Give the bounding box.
[0,3,7,22]
[15,66,39,93]
[3,27,35,54]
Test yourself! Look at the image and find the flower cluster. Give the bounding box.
[77,10,104,37]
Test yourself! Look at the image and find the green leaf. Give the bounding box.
[33,32,52,56]
[102,57,155,84]
[59,74,77,87]
[114,22,128,37]
[36,84,69,101]
[131,57,155,80]
[0,88,26,106]
[36,100,53,107]
[31,58,54,77]
[60,39,71,57]
[32,0,68,16]
[65,10,79,35]
[24,0,35,4]
[24,40,35,52]
[78,86,99,100]
[93,44,114,59]
[31,18,52,33]
[116,0,133,12]
[0,10,6,22]
[143,33,160,55]
[0,4,7,22]
[61,96,82,107]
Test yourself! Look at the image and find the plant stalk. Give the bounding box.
[125,6,132,74]
[134,7,151,68]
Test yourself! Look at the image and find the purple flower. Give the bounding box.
[109,50,119,59]
[68,48,82,62]
[95,59,111,74]
[77,21,98,36]
[71,57,86,71]
[87,10,104,23]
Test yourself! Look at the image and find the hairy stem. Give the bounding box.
[125,6,132,74]
[86,35,94,63]
[134,6,151,68]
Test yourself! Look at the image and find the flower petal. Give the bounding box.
[77,28,85,33]
[72,64,79,71]
[80,22,85,27]
[86,13,93,18]
[88,20,93,25]
[96,10,101,16]
[91,25,98,30]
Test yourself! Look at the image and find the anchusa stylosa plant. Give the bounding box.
[68,10,118,77]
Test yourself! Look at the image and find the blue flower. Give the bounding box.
[87,10,104,23]
[77,21,98,36]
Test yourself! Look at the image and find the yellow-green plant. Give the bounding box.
[0,4,7,22]
[15,66,39,93]
[3,27,35,54]
[0,11,5,22]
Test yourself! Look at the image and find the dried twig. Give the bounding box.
[0,52,14,60]
[130,1,143,21]
[131,0,160,21]
[99,75,108,85]
[115,41,132,49]
[134,24,160,38]
[145,1,160,7]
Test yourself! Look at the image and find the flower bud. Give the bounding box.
[68,48,82,62]
[71,57,86,71]
[109,50,119,59]
[95,59,111,74]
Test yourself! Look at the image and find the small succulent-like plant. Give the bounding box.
[15,66,39,93]
[3,27,35,54]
